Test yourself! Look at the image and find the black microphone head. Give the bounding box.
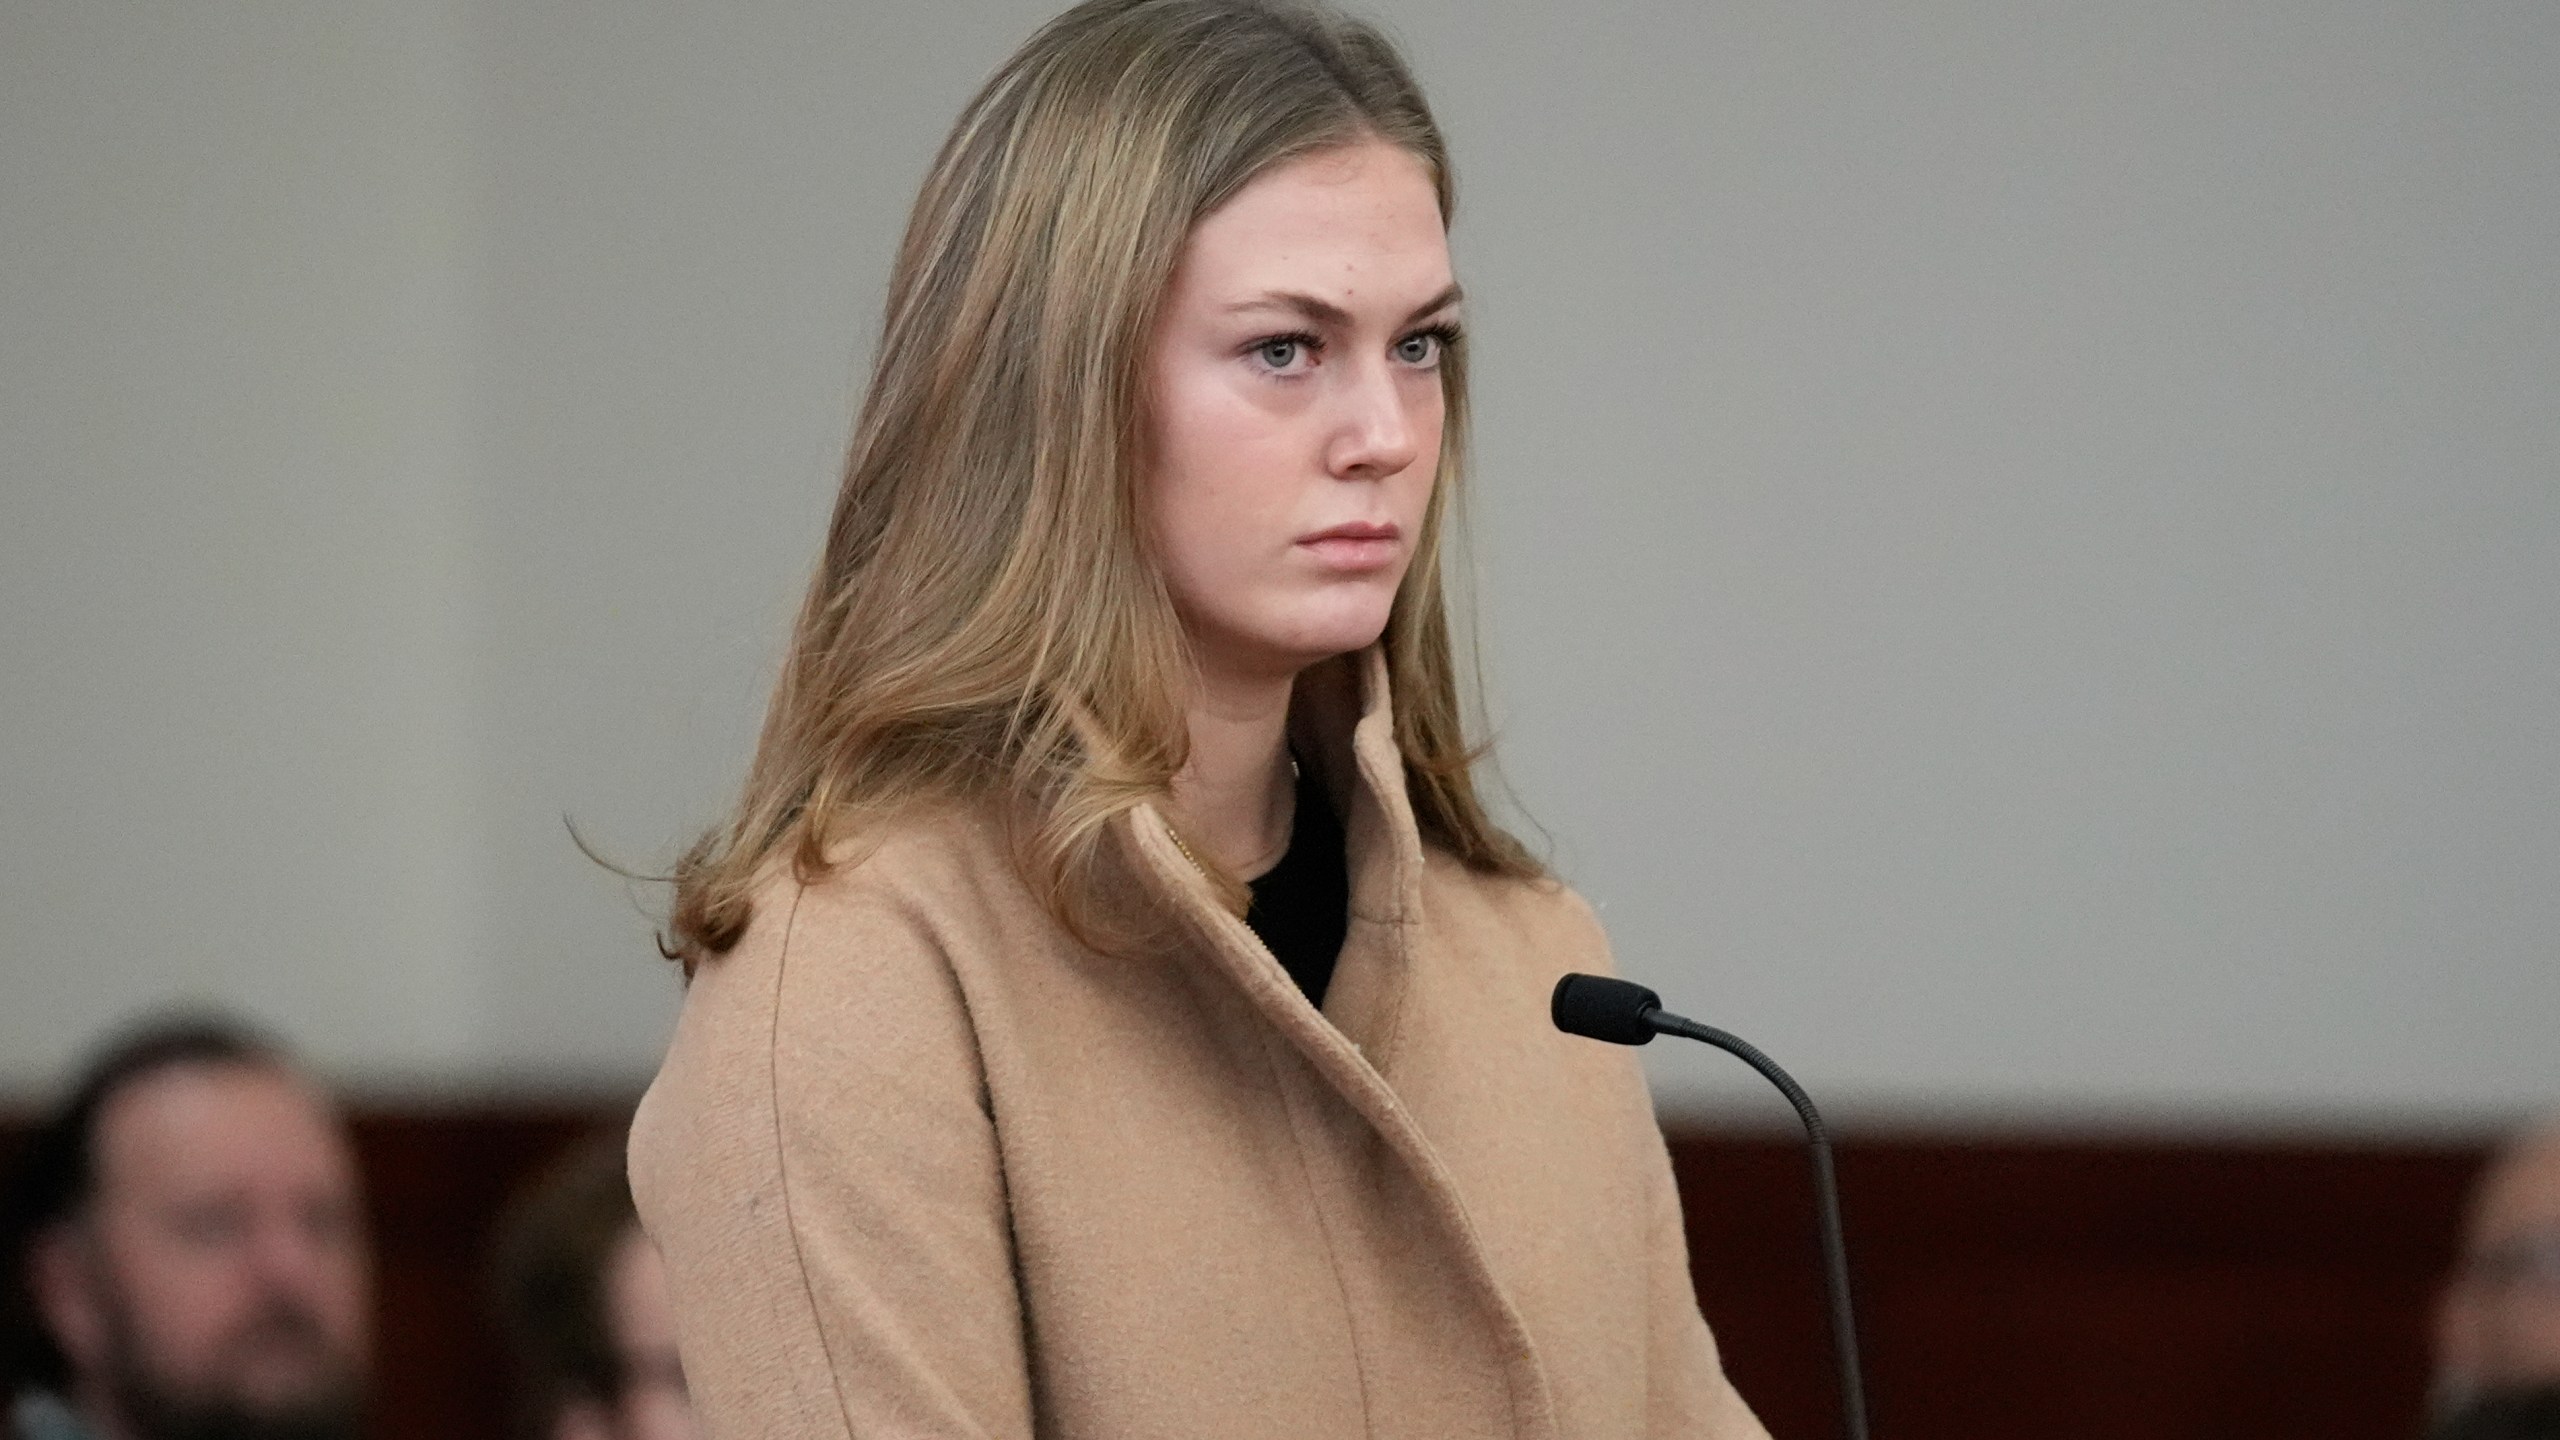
[1551,973,1662,1046]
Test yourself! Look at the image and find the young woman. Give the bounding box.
[627,2,1768,1435]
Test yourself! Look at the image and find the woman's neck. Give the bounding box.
[1169,662,1299,879]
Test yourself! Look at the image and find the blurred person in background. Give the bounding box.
[2,1018,370,1440]
[493,1130,695,1440]
[2432,1122,2560,1439]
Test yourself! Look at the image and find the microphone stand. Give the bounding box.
[1553,975,1872,1440]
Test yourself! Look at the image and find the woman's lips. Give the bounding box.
[1297,522,1403,570]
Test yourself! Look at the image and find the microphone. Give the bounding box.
[1552,974,1871,1440]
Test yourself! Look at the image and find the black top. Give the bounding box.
[1243,756,1350,1008]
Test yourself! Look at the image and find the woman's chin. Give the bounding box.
[1190,621,1388,681]
[1179,585,1401,678]
[1275,610,1393,666]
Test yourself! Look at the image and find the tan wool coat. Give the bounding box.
[629,650,1770,1439]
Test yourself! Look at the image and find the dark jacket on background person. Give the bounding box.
[8,1392,91,1440]
[2434,1388,2560,1440]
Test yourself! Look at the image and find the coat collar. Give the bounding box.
[1124,643,1421,1045]
[1118,646,1562,1439]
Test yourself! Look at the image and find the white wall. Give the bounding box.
[1410,0,2560,1128]
[455,0,1065,1086]
[5,1,2554,1128]
[1,2,484,1091]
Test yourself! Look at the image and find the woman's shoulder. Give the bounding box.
[681,798,1031,1008]
[750,797,1018,923]
[628,810,1023,1371]
[644,801,1020,1155]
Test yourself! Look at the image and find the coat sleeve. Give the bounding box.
[628,878,1036,1440]
[1644,1130,1773,1439]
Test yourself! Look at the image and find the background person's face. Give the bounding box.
[598,1226,696,1440]
[2437,1133,2560,1390]
[554,1225,696,1440]
[40,1062,371,1438]
[1144,139,1453,688]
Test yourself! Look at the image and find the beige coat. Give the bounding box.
[629,651,1769,1439]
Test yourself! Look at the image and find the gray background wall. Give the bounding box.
[4,0,2553,1127]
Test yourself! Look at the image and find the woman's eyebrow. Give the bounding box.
[1223,283,1465,328]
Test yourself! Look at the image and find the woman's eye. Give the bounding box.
[1394,332,1444,366]
[1253,337,1309,371]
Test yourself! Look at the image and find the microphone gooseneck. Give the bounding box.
[1550,973,1872,1440]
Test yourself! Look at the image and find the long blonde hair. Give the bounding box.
[668,0,1537,964]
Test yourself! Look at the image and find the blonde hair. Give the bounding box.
[668,0,1536,963]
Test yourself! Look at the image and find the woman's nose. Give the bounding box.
[1325,361,1421,479]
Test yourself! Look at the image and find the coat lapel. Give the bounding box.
[1120,647,1562,1440]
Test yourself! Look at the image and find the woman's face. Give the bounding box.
[1144,138,1455,688]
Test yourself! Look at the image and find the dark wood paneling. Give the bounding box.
[5,1112,2491,1440]
[1673,1131,2490,1440]
[350,1109,627,1438]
